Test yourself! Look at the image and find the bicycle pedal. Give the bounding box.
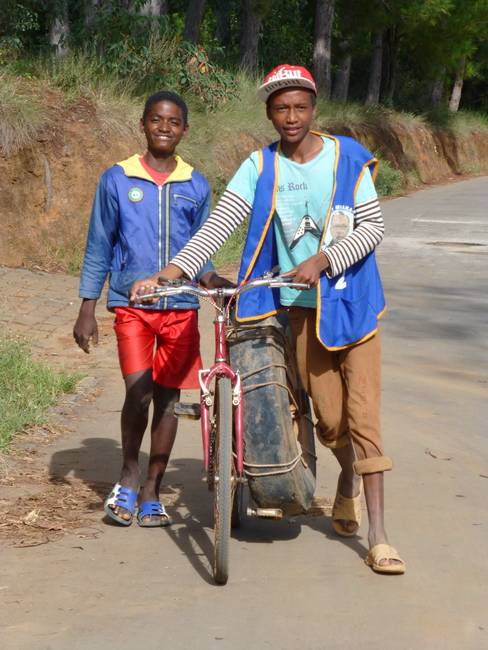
[247,507,283,520]
[174,402,201,420]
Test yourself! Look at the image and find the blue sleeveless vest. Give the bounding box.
[236,134,386,350]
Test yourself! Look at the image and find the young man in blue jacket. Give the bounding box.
[74,91,230,527]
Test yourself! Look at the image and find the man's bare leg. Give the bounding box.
[363,472,402,567]
[331,442,401,567]
[331,440,362,535]
[110,369,153,521]
[139,383,180,523]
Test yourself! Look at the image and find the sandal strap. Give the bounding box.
[138,501,168,521]
[369,544,404,564]
[106,483,138,514]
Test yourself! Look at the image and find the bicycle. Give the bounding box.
[138,271,309,584]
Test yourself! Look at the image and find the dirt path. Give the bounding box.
[1,179,488,649]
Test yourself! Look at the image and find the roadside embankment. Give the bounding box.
[1,80,487,272]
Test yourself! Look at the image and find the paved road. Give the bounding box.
[1,176,487,649]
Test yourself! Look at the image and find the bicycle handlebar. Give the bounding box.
[136,274,310,302]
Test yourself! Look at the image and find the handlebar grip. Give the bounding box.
[278,275,295,283]
[158,277,185,287]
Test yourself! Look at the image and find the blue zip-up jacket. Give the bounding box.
[79,154,214,311]
[236,135,386,350]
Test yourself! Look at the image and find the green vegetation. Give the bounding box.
[0,333,83,450]
[374,159,405,198]
[1,2,488,271]
[213,217,250,268]
[448,110,488,135]
[40,237,85,277]
[2,0,488,112]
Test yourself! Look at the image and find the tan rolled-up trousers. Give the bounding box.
[288,307,393,476]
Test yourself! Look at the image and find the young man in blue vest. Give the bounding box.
[130,66,404,573]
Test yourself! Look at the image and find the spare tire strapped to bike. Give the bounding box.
[227,311,317,516]
[238,364,314,475]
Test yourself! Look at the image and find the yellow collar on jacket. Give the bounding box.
[116,154,194,184]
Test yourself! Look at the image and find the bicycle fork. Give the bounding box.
[199,364,244,478]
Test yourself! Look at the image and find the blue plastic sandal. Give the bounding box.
[137,501,171,527]
[103,483,138,526]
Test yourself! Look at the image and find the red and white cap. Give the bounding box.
[257,64,317,102]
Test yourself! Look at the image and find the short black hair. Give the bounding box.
[266,87,317,108]
[142,91,188,126]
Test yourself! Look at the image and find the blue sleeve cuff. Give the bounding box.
[196,260,215,281]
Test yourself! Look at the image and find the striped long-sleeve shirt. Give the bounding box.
[170,189,384,280]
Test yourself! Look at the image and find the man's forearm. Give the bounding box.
[78,297,98,315]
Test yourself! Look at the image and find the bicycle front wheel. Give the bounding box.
[213,377,233,584]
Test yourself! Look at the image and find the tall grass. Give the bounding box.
[449,109,488,135]
[9,51,143,143]
[0,74,48,154]
[0,333,83,450]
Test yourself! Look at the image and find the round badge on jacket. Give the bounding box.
[128,187,144,202]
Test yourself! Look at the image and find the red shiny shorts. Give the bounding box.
[113,307,202,389]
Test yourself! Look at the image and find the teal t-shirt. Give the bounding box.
[228,136,377,307]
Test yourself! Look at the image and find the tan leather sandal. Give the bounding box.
[331,475,362,537]
[365,544,405,574]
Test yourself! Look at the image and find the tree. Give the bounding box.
[332,0,356,102]
[381,24,399,101]
[183,0,207,43]
[239,0,262,73]
[398,0,488,110]
[428,71,445,108]
[364,30,383,105]
[141,0,167,17]
[449,57,466,112]
[313,0,334,99]
[85,0,100,30]
[213,0,232,51]
[50,0,69,57]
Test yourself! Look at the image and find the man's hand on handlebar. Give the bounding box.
[129,263,184,305]
[281,252,330,289]
[129,274,163,306]
[200,271,236,290]
[129,265,237,305]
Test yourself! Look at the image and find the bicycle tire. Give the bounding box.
[213,377,233,584]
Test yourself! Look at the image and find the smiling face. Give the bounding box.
[140,100,188,156]
[266,88,316,145]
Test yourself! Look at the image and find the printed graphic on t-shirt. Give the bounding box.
[290,203,322,250]
[324,206,354,290]
[324,207,354,248]
[275,185,328,253]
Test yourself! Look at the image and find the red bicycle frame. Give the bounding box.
[198,291,244,477]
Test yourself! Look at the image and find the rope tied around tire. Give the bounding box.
[240,362,300,412]
[243,438,304,477]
